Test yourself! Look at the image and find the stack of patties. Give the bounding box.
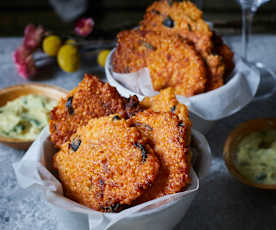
[50,74,192,212]
[112,0,234,97]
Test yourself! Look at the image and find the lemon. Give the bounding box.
[97,49,110,67]
[42,35,62,56]
[57,44,80,73]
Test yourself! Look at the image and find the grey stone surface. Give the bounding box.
[0,35,276,230]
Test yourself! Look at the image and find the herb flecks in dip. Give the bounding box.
[0,94,56,140]
[235,130,276,185]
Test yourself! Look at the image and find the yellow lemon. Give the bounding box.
[57,44,80,73]
[97,49,110,67]
[42,35,62,56]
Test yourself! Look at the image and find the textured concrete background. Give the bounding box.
[0,35,276,230]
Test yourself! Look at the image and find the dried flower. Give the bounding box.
[12,24,44,79]
[13,45,37,79]
[13,45,30,64]
[74,18,94,37]
[17,56,37,79]
[23,24,44,51]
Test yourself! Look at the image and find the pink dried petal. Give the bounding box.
[75,18,94,37]
[13,45,31,65]
[23,24,44,50]
[26,56,37,74]
[13,47,37,79]
[18,55,37,79]
[17,63,29,79]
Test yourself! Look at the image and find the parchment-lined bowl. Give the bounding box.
[0,83,67,150]
[13,128,211,230]
[105,48,260,134]
[223,118,276,190]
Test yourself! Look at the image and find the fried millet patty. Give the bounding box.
[141,87,191,133]
[141,87,192,146]
[140,0,212,54]
[139,0,228,91]
[113,29,207,97]
[212,33,235,77]
[128,111,190,202]
[49,74,142,148]
[53,115,160,212]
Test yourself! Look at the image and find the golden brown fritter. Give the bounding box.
[49,74,142,148]
[128,111,190,203]
[205,54,225,90]
[113,29,207,97]
[53,115,160,212]
[140,87,191,135]
[212,33,235,77]
[139,0,228,91]
[141,87,192,145]
[140,0,212,54]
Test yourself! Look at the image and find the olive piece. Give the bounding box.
[133,122,153,131]
[170,105,176,113]
[162,16,174,28]
[140,40,157,51]
[178,122,185,127]
[152,9,161,15]
[134,142,147,162]
[70,138,81,152]
[66,96,74,115]
[112,115,121,121]
[99,179,105,186]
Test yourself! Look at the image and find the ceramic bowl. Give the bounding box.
[224,118,276,190]
[0,83,67,150]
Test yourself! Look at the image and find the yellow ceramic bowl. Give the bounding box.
[224,118,276,190]
[0,83,67,150]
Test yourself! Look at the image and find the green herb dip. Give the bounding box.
[0,94,56,140]
[235,130,276,185]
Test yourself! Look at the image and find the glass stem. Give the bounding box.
[241,7,256,61]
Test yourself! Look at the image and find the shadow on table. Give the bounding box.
[30,63,60,82]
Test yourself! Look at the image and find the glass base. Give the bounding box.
[253,62,276,101]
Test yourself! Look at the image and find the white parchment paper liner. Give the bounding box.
[106,49,260,121]
[13,127,211,230]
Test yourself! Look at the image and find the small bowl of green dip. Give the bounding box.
[224,118,276,190]
[0,84,67,150]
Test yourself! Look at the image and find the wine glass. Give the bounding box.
[236,0,276,100]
